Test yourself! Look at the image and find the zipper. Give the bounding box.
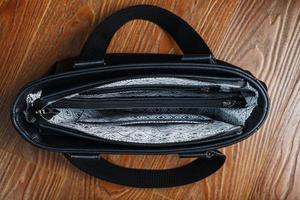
[77,113,214,125]
[79,84,221,95]
[77,85,255,97]
[47,96,247,110]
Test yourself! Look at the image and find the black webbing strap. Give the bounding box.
[79,5,212,61]
[64,151,225,188]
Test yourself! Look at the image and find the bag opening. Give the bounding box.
[24,76,259,145]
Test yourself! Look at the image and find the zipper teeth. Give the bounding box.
[77,114,213,125]
[60,96,240,101]
[48,97,246,110]
[76,119,213,126]
[80,89,254,96]
[74,92,253,100]
[79,85,220,95]
[102,120,211,126]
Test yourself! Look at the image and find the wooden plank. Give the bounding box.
[0,0,299,199]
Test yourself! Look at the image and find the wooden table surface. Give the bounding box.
[1,0,300,199]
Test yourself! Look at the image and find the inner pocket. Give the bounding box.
[27,76,258,145]
[45,108,244,144]
[77,111,214,125]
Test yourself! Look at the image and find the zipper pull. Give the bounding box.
[222,99,236,107]
[179,150,222,158]
[35,107,60,120]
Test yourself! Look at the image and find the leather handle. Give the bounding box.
[79,5,212,62]
[64,150,225,188]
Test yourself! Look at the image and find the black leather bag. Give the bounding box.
[11,5,269,188]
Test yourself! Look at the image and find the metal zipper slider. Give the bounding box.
[222,100,236,107]
[179,151,216,158]
[35,107,60,120]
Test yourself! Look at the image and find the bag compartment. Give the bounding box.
[40,107,243,144]
[25,75,258,145]
[49,76,253,109]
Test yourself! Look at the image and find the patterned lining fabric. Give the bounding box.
[26,77,258,144]
[50,109,242,144]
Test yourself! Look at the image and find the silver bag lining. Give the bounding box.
[27,77,258,144]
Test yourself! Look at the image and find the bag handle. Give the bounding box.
[64,150,225,188]
[79,5,212,62]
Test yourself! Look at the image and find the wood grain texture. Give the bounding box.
[0,0,300,199]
